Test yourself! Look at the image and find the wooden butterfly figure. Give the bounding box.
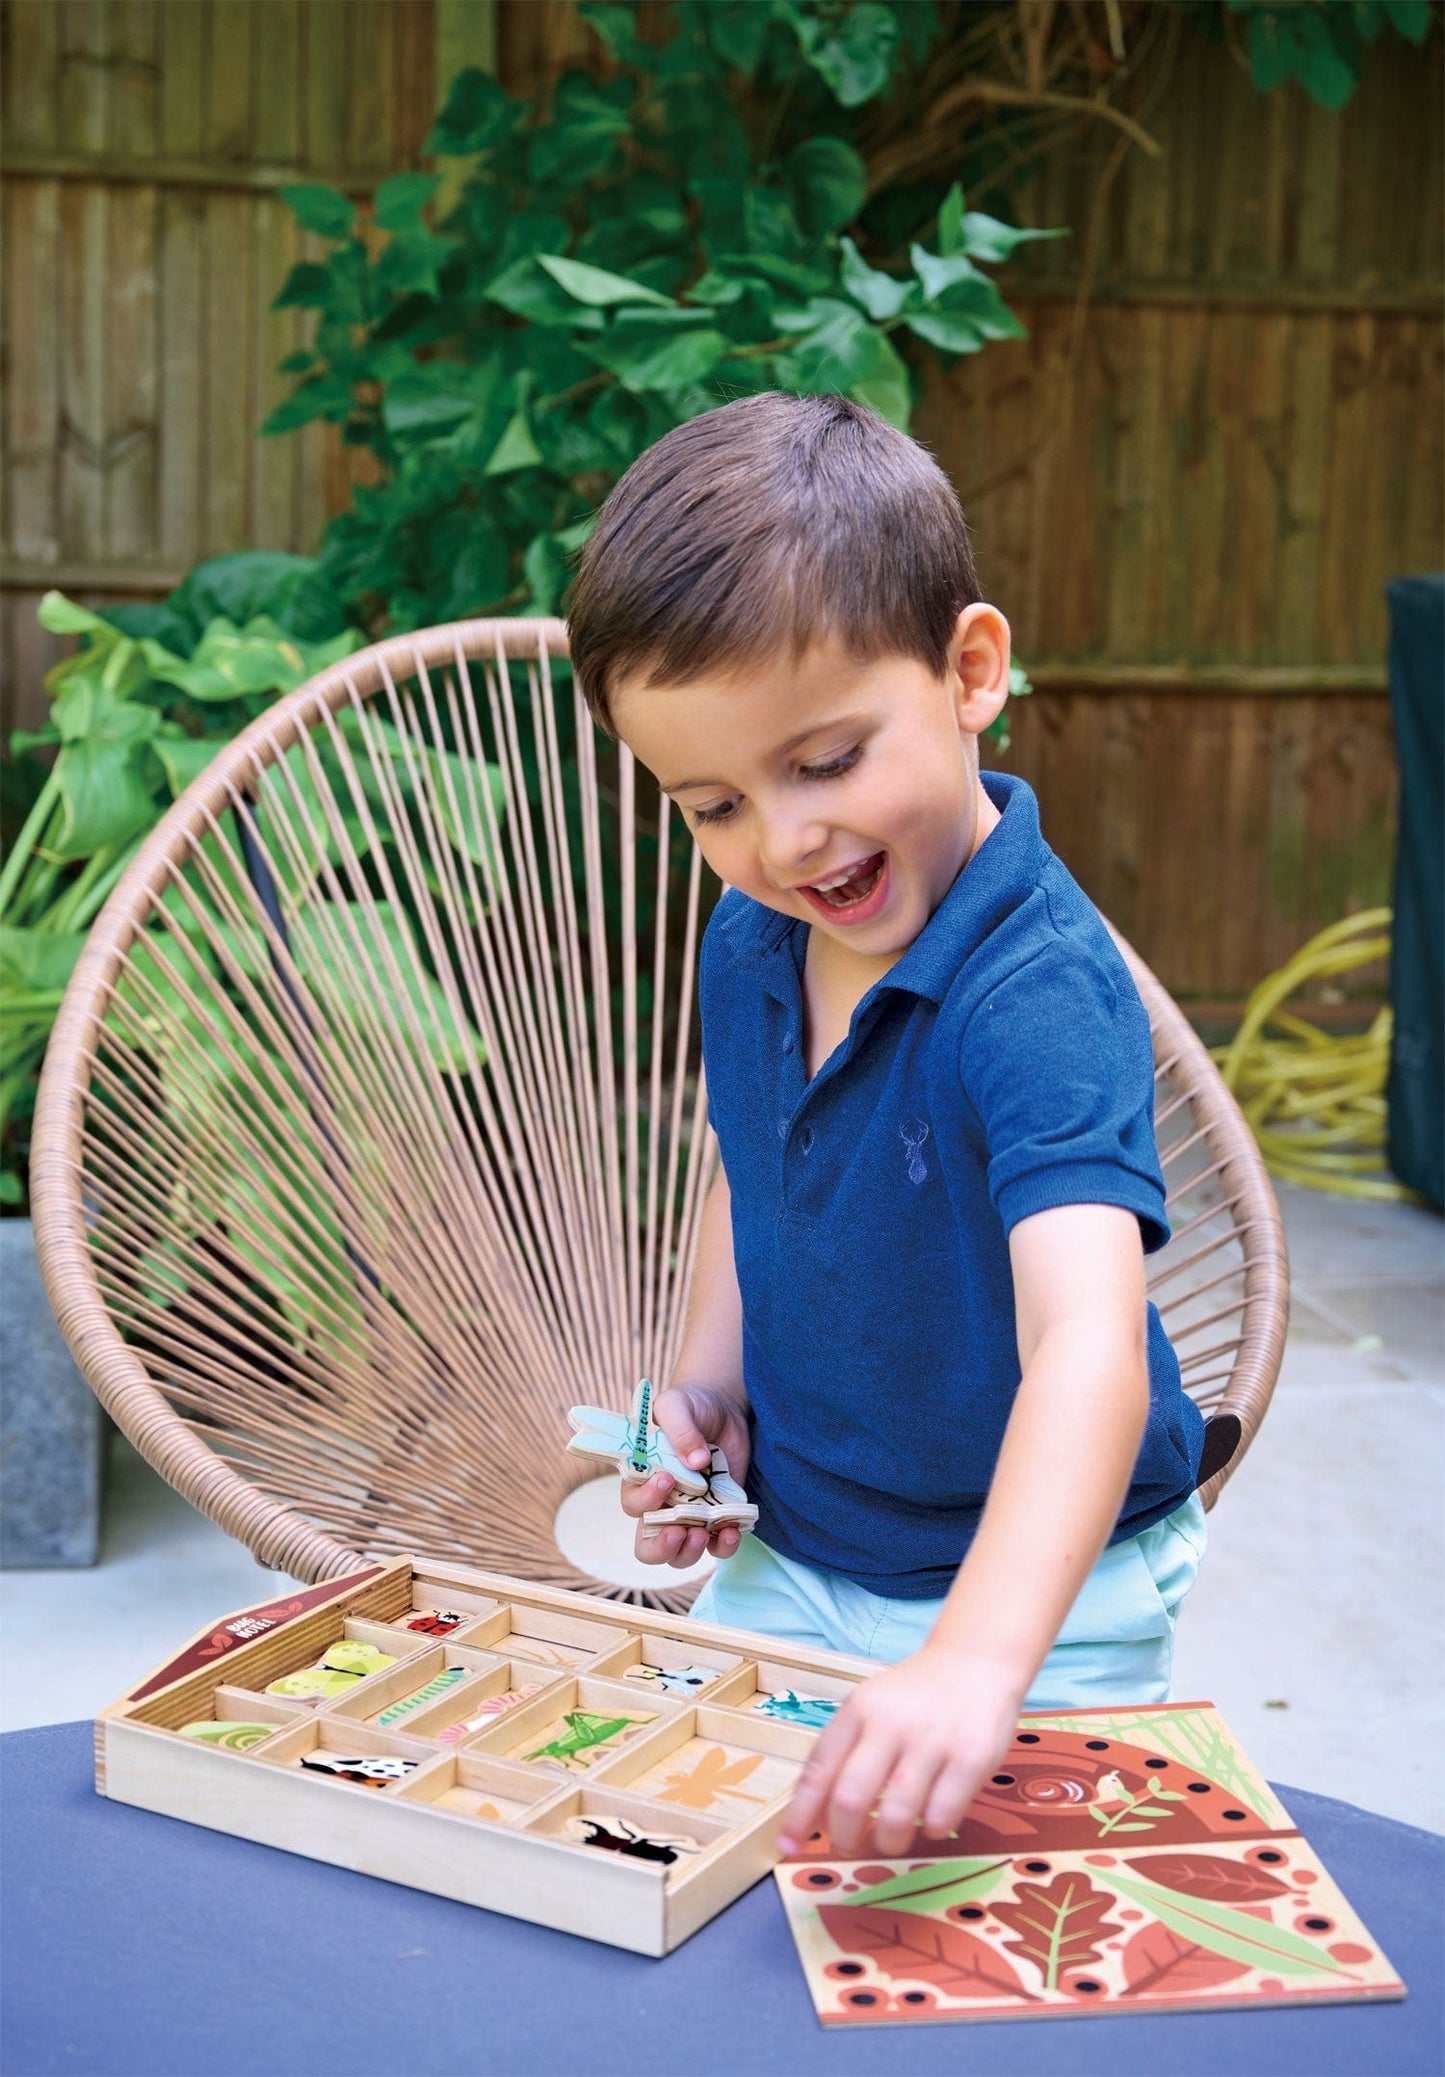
[566,1378,711,1494]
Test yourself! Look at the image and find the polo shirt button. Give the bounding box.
[782,1034,795,1054]
[800,1126,814,1153]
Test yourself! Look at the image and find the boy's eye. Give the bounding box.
[800,746,861,782]
[690,797,738,827]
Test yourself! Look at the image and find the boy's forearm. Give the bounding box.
[669,1167,749,1411]
[926,1329,1148,1698]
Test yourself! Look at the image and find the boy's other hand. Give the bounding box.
[775,1647,1022,1860]
[619,1383,751,1569]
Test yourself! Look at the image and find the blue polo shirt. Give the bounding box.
[698,770,1204,1598]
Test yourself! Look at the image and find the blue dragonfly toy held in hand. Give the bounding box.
[566,1379,758,1536]
[566,1378,712,1493]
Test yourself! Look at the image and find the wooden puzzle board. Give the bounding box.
[94,1555,878,1956]
[775,1701,1406,2027]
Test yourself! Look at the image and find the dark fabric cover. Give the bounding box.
[1386,575,1444,1208]
[2,1721,1440,2076]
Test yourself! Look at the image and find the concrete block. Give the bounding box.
[1,1220,105,1567]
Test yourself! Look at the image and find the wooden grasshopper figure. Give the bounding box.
[566,1379,758,1538]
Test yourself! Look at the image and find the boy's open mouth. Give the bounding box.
[804,851,886,909]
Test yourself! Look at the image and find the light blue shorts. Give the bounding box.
[690,1493,1207,1710]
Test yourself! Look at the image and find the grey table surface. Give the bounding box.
[1,1720,1439,2077]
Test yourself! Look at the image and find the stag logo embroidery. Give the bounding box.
[900,1117,930,1184]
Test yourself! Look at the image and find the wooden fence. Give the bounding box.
[3,1,1440,995]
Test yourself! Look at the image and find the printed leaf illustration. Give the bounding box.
[1121,1919,1252,1997]
[819,1905,1037,2002]
[844,1858,1011,1916]
[1126,1854,1291,1904]
[992,1873,1124,1991]
[1106,1870,1353,1978]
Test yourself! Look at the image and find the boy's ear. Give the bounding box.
[947,603,1011,738]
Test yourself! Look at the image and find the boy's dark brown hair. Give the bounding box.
[566,391,980,737]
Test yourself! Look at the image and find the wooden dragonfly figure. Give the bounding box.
[566,1378,711,1493]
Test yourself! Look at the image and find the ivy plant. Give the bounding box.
[263,0,1065,635]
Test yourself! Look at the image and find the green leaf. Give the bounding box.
[905,311,985,354]
[261,374,354,437]
[144,619,355,704]
[580,3,651,66]
[705,0,775,72]
[273,262,331,311]
[375,229,455,302]
[0,927,88,994]
[51,738,159,858]
[911,244,983,304]
[1105,1870,1354,1978]
[790,0,900,105]
[843,1858,1008,1915]
[1385,0,1432,41]
[839,236,912,320]
[426,67,517,157]
[485,256,607,329]
[961,212,1068,264]
[280,183,356,240]
[938,180,965,256]
[291,901,480,1075]
[50,679,158,748]
[584,319,729,393]
[37,592,112,638]
[528,71,632,185]
[483,405,544,476]
[374,172,440,232]
[537,253,674,309]
[786,136,867,237]
[153,734,226,798]
[849,327,911,427]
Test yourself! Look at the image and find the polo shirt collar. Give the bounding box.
[712,771,1046,1005]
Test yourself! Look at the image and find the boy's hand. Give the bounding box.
[619,1383,751,1569]
[776,1647,1022,1859]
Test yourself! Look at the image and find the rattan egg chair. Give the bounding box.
[32,619,1286,1606]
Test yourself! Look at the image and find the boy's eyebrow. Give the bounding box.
[660,715,869,795]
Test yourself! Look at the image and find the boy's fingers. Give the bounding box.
[922,1762,979,1840]
[823,1735,901,1860]
[669,1525,711,1569]
[619,1470,672,1519]
[871,1750,946,1857]
[654,1391,715,1473]
[635,1519,685,1563]
[776,1713,860,1857]
[707,1525,741,1559]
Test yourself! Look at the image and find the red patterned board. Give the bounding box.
[776,1703,1404,2026]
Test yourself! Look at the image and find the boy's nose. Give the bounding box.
[757,806,829,882]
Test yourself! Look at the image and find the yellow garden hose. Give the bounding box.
[1214,909,1413,1201]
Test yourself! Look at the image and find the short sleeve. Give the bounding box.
[959,942,1170,1253]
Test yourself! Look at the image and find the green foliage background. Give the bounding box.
[2,0,1433,1205]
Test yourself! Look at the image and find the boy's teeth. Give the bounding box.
[810,854,883,905]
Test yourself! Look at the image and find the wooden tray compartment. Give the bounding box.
[392,1751,565,1825]
[443,1600,632,1671]
[467,1675,680,1774]
[324,1642,518,1732]
[361,1579,505,1644]
[707,1655,863,1723]
[248,1715,440,1793]
[516,1782,734,1870]
[587,1630,747,1699]
[588,1704,813,1823]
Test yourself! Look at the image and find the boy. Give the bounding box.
[566,392,1207,1861]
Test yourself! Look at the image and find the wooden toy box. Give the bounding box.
[95,1555,876,1956]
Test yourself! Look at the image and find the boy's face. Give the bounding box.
[610,606,1010,966]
